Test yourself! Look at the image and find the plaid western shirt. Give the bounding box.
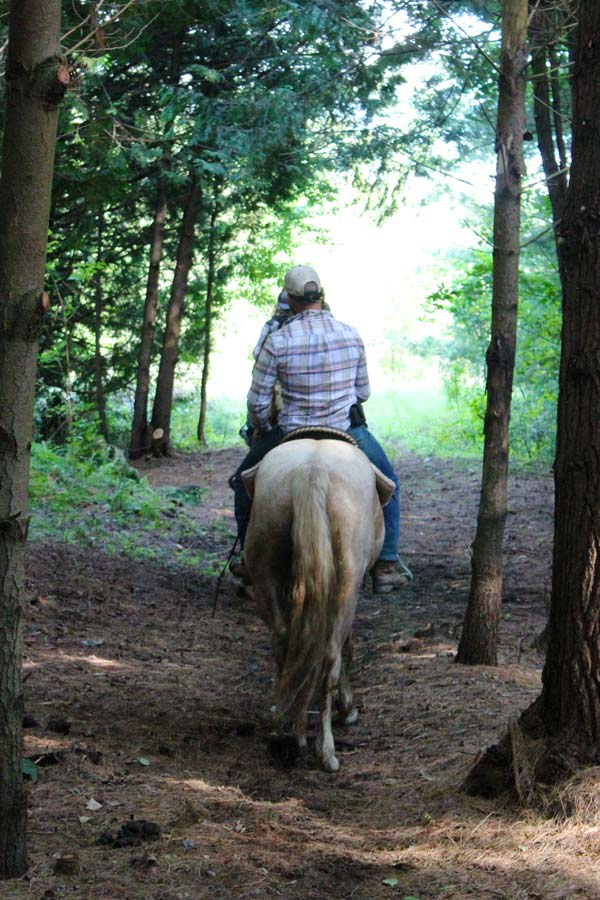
[247,309,371,434]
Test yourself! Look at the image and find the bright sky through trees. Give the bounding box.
[209,165,493,398]
[208,9,502,401]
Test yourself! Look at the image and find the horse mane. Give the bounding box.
[275,464,336,720]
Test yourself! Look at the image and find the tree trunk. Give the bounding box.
[197,203,219,445]
[539,0,600,752]
[128,29,185,460]
[94,206,108,441]
[128,186,168,458]
[529,4,568,277]
[0,1,66,878]
[456,0,527,666]
[466,0,600,796]
[150,176,202,456]
[62,301,74,441]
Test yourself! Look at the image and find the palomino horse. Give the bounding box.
[242,435,394,772]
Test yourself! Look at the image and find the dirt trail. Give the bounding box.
[8,448,595,900]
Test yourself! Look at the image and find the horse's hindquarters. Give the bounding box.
[243,439,386,771]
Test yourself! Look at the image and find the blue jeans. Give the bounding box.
[231,427,284,548]
[347,425,400,561]
[231,425,400,561]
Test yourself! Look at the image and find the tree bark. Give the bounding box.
[529,4,568,278]
[128,186,168,458]
[456,0,527,666]
[466,0,600,796]
[197,202,219,445]
[150,176,202,456]
[61,300,74,441]
[539,0,600,749]
[128,31,185,460]
[93,206,108,441]
[548,44,568,176]
[0,1,66,878]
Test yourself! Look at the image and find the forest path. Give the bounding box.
[12,447,594,900]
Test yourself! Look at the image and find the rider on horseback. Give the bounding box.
[230,265,412,595]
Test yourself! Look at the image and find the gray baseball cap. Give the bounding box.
[284,265,322,298]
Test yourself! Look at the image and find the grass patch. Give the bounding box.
[170,396,246,451]
[166,388,484,461]
[361,387,483,460]
[29,440,228,577]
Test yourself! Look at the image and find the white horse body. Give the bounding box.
[242,438,393,771]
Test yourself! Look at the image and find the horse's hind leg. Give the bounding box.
[337,636,358,726]
[293,714,307,749]
[316,651,342,772]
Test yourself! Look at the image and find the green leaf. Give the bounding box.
[138,757,151,766]
[190,64,223,83]
[22,759,38,782]
[382,878,398,887]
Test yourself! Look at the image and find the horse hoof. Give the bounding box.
[322,755,340,773]
[342,707,359,726]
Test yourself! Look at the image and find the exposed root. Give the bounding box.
[509,719,541,806]
[463,736,514,798]
[464,704,598,817]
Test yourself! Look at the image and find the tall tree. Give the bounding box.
[150,174,202,455]
[456,0,528,666]
[466,0,600,794]
[197,195,220,446]
[128,28,185,459]
[128,186,168,458]
[529,0,570,278]
[0,0,67,877]
[93,206,108,441]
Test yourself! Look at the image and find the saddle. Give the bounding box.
[282,426,358,447]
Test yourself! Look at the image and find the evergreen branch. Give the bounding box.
[429,0,502,75]
[64,0,140,57]
[519,222,556,248]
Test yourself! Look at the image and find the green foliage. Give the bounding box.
[165,386,484,461]
[29,440,161,525]
[22,759,38,783]
[366,388,483,460]
[421,246,561,462]
[11,0,570,469]
[34,0,412,445]
[28,438,229,577]
[170,395,246,450]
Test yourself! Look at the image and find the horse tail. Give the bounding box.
[276,465,336,723]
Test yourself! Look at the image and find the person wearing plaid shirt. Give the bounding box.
[247,307,369,435]
[230,265,412,594]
